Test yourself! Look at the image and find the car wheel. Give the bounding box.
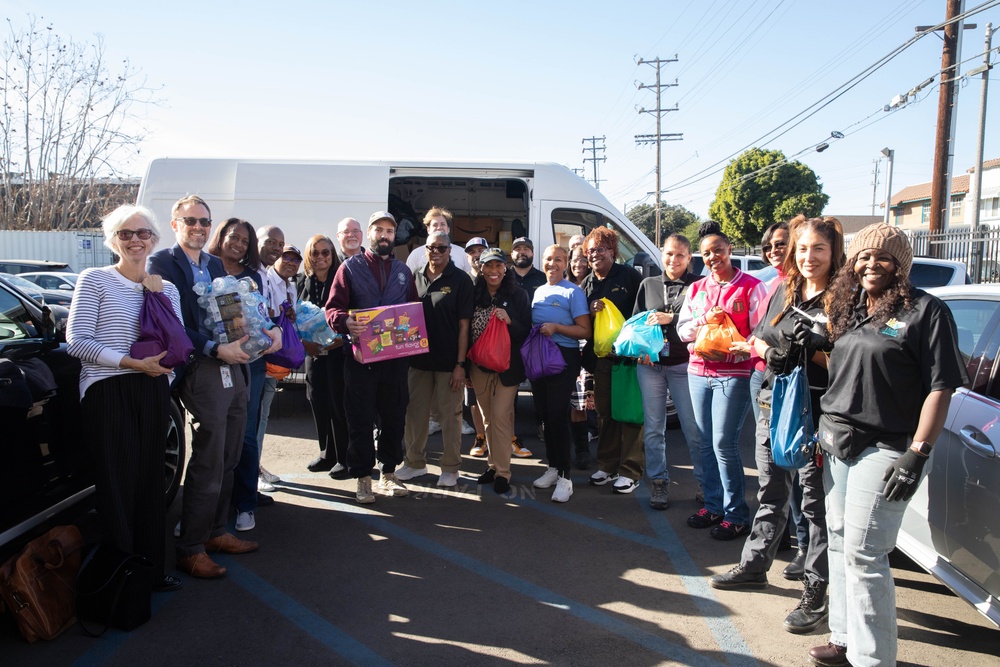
[165,397,186,506]
[665,388,680,429]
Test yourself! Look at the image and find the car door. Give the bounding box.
[936,295,1000,607]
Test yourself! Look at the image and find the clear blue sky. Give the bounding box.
[5,0,1000,220]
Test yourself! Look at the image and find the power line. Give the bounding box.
[581,136,607,190]
[635,56,683,247]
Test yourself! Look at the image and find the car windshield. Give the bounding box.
[2,274,42,293]
[909,263,956,288]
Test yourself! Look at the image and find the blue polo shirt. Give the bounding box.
[531,279,588,348]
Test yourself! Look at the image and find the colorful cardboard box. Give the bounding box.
[349,302,429,363]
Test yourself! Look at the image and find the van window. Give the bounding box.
[0,285,36,341]
[909,263,956,288]
[551,208,638,264]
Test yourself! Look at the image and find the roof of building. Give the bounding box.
[827,215,883,234]
[891,173,970,207]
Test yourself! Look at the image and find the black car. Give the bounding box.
[0,275,185,554]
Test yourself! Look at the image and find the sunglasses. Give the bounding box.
[116,228,154,241]
[176,216,212,227]
[281,254,302,263]
[311,249,332,257]
[426,245,450,253]
[762,241,787,253]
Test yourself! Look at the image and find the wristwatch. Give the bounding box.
[910,440,933,457]
[209,343,220,359]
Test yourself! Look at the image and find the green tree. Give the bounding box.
[626,202,699,246]
[708,148,828,246]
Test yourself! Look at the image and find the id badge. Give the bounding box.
[220,364,233,389]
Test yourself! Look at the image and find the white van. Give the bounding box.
[136,158,661,275]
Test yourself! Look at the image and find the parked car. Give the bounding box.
[895,284,1000,627]
[0,273,74,307]
[0,275,186,555]
[909,257,970,288]
[688,254,769,277]
[0,259,74,275]
[18,271,78,292]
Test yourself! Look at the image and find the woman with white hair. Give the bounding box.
[67,204,187,593]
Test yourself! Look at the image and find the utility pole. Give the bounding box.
[870,159,881,216]
[635,55,683,248]
[967,22,992,281]
[928,0,965,242]
[581,136,606,190]
[882,148,895,225]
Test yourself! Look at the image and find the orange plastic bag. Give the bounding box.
[693,309,746,359]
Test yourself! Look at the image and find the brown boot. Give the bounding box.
[176,552,227,578]
[205,532,259,554]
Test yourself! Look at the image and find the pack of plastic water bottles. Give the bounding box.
[193,276,273,361]
[294,300,340,347]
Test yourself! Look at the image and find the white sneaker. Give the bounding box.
[589,470,619,486]
[461,420,476,435]
[533,467,559,489]
[356,476,375,504]
[428,420,442,435]
[330,462,346,475]
[235,511,255,532]
[613,476,639,494]
[552,477,573,502]
[437,471,459,487]
[173,521,181,538]
[259,466,280,484]
[377,473,409,497]
[394,464,428,481]
[258,476,276,493]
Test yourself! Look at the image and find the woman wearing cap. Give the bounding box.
[469,248,531,494]
[808,223,966,667]
[530,245,591,501]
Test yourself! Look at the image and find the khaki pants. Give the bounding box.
[469,366,517,480]
[403,368,464,473]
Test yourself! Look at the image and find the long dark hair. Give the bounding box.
[208,218,261,271]
[825,251,914,342]
[473,267,520,308]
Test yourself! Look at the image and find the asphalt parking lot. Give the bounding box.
[2,385,998,666]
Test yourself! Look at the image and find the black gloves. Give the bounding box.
[881,449,928,501]
[764,346,792,375]
[792,319,832,355]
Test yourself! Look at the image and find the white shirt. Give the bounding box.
[265,265,297,317]
[405,243,470,274]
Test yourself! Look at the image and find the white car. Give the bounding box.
[909,257,970,288]
[896,284,1000,627]
[18,271,78,292]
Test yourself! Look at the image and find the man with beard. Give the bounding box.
[335,217,363,262]
[325,211,419,504]
[510,237,546,301]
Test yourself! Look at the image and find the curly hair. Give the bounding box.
[825,251,914,341]
[771,216,845,326]
[583,226,619,260]
[208,218,261,271]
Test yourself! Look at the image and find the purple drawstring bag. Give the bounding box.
[130,290,194,368]
[520,326,566,381]
[264,301,306,370]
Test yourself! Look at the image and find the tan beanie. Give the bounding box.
[846,223,913,276]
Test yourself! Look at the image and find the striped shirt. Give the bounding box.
[66,265,183,399]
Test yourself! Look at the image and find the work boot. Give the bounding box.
[649,479,669,510]
[572,421,590,469]
[709,564,768,590]
[785,580,829,634]
[783,549,807,580]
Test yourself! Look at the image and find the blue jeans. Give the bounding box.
[233,358,266,513]
[637,362,702,484]
[825,445,915,667]
[256,375,277,450]
[688,373,750,525]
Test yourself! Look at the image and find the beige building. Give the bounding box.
[889,158,1000,229]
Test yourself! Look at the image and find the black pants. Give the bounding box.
[82,373,169,578]
[531,346,581,476]
[343,354,409,478]
[305,349,348,465]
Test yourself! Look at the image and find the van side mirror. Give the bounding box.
[631,252,661,278]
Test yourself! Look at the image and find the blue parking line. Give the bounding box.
[222,558,394,667]
[71,594,174,667]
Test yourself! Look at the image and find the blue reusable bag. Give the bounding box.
[613,311,665,359]
[769,363,816,470]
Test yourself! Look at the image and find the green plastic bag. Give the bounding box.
[611,360,644,424]
[593,298,625,358]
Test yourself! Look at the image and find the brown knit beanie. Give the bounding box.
[846,223,912,276]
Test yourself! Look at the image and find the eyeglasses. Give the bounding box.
[762,241,787,254]
[585,246,607,256]
[116,228,154,241]
[426,245,450,253]
[176,216,212,227]
[281,254,302,264]
[311,249,332,257]
[337,228,361,236]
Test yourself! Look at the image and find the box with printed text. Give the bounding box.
[349,302,429,363]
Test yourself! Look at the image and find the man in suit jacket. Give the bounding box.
[148,195,278,579]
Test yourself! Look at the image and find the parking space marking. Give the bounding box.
[71,595,173,666]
